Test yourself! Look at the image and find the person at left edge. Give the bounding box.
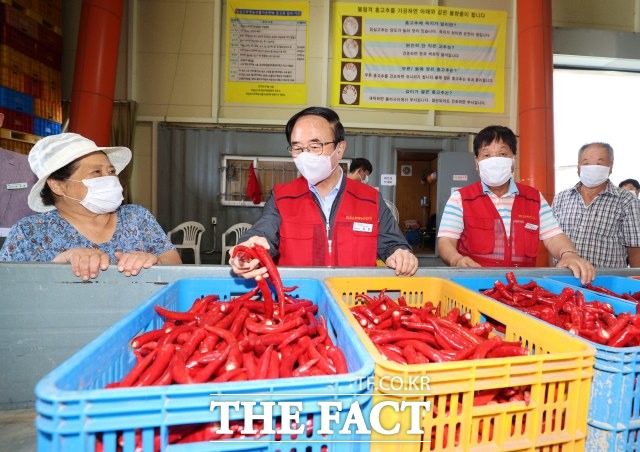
[0,133,182,280]
[229,106,418,277]
[437,125,595,284]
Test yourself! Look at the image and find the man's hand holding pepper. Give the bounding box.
[229,236,270,279]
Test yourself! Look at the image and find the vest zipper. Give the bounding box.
[326,221,332,259]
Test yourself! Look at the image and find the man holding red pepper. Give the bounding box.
[229,106,418,277]
[437,125,595,284]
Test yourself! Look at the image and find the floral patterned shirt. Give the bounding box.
[0,204,175,262]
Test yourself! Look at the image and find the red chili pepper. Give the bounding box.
[505,272,518,285]
[119,349,157,387]
[267,348,280,379]
[178,327,207,359]
[191,346,229,383]
[375,343,408,364]
[434,317,484,345]
[154,305,197,323]
[605,312,631,339]
[428,318,471,351]
[351,305,381,325]
[445,307,460,323]
[255,345,273,380]
[474,388,502,406]
[245,316,304,335]
[252,244,286,318]
[394,339,448,363]
[486,345,529,358]
[401,344,421,364]
[586,283,621,298]
[372,329,438,346]
[228,306,250,338]
[212,367,246,383]
[607,324,640,347]
[326,345,348,373]
[278,324,312,349]
[134,343,175,386]
[130,328,165,349]
[468,322,493,338]
[279,337,310,377]
[470,336,503,360]
[494,280,514,301]
[170,350,193,384]
[292,358,320,377]
[254,275,274,320]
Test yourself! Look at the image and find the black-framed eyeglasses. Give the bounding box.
[287,141,337,157]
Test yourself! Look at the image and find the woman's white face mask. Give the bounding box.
[294,148,338,185]
[65,175,124,214]
[477,157,513,187]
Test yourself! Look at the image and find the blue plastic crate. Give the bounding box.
[35,277,374,452]
[545,275,640,304]
[0,85,34,114]
[33,117,62,137]
[450,275,640,452]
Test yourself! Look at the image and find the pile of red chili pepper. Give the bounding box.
[482,272,640,347]
[349,290,530,364]
[100,244,347,449]
[349,289,533,447]
[584,282,640,303]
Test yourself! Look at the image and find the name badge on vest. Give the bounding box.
[353,222,373,233]
[6,182,28,190]
[525,223,538,231]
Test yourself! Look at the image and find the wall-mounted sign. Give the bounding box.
[380,174,396,186]
[453,174,469,181]
[225,1,309,104]
[331,3,507,112]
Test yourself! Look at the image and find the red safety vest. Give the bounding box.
[456,181,540,267]
[274,177,379,266]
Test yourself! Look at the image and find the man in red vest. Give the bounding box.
[229,106,418,277]
[437,125,595,284]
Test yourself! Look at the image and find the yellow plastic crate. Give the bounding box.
[324,277,596,452]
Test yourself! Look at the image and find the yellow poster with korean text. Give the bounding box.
[225,1,309,104]
[332,3,507,112]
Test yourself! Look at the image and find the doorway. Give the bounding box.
[395,150,438,255]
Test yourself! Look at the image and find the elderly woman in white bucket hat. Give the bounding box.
[0,133,182,280]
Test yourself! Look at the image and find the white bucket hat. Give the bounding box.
[27,133,132,212]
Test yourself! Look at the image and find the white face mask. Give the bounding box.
[579,164,610,188]
[294,148,338,185]
[361,173,369,184]
[66,175,124,214]
[478,157,513,187]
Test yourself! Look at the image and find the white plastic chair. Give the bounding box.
[384,199,399,222]
[167,221,205,265]
[220,222,252,264]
